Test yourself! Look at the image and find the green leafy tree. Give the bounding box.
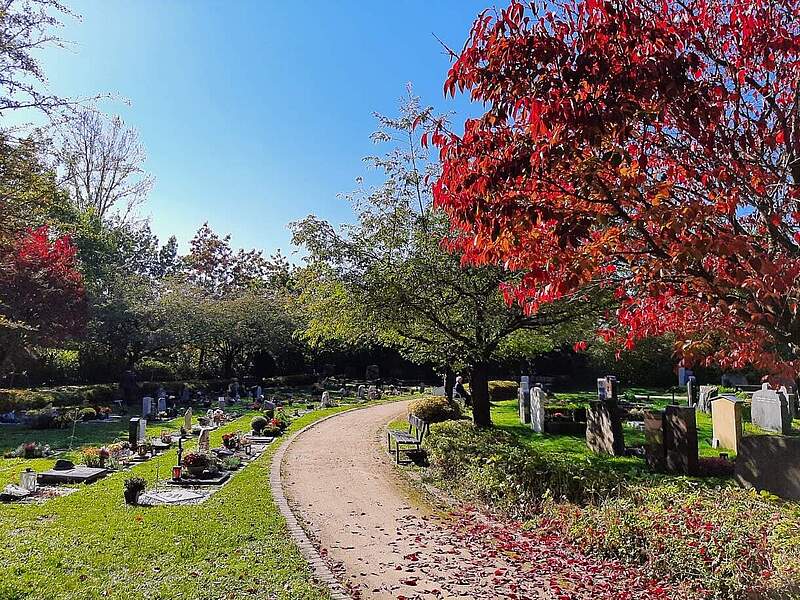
[293,88,604,426]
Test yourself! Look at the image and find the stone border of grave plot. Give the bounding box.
[270,406,374,600]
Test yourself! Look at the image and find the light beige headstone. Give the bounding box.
[711,395,743,453]
[198,428,210,452]
[184,407,192,432]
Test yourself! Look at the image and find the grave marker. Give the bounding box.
[198,428,210,452]
[751,385,791,434]
[530,386,545,433]
[586,400,625,456]
[644,410,666,471]
[711,394,743,453]
[184,408,192,432]
[697,385,718,413]
[686,376,698,407]
[142,397,153,418]
[518,387,530,424]
[664,406,698,475]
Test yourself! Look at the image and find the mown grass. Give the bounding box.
[0,399,386,600]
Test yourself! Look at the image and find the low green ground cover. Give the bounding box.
[0,397,390,600]
[419,397,800,599]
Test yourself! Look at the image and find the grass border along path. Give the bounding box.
[0,403,381,600]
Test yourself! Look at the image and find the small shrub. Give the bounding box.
[221,456,240,470]
[183,451,214,469]
[25,408,58,429]
[488,380,518,401]
[409,396,461,423]
[79,407,97,422]
[251,415,269,434]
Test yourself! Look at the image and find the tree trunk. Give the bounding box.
[470,362,491,427]
[444,367,455,403]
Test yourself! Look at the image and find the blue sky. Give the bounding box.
[40,0,490,258]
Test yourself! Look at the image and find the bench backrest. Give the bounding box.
[407,414,429,442]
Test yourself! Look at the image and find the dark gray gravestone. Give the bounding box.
[664,406,698,475]
[129,418,141,446]
[687,376,699,407]
[518,388,531,424]
[37,467,109,485]
[751,386,791,434]
[736,436,800,500]
[697,385,718,413]
[586,401,625,456]
[644,410,666,471]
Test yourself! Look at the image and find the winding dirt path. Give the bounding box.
[281,401,547,599]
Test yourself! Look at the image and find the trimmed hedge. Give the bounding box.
[409,396,461,423]
[488,380,518,401]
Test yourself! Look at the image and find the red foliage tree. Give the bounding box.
[0,226,86,370]
[433,0,800,380]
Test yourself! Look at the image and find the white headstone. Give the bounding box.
[137,418,147,442]
[520,376,531,394]
[157,397,166,414]
[184,408,192,431]
[530,386,546,433]
[431,386,446,397]
[142,397,153,418]
[357,385,366,400]
[320,391,333,408]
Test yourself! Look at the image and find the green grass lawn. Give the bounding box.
[0,398,393,600]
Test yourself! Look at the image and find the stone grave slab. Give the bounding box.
[644,410,666,471]
[247,436,274,445]
[167,471,231,486]
[586,400,625,456]
[736,435,800,500]
[752,386,791,434]
[697,385,718,413]
[664,405,698,475]
[0,484,31,502]
[530,387,545,434]
[711,394,743,453]
[37,467,109,485]
[518,388,531,424]
[138,489,206,506]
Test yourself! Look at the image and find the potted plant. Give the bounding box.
[98,446,110,468]
[183,451,214,477]
[123,476,146,505]
[251,415,269,434]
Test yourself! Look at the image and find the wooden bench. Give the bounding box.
[387,414,429,464]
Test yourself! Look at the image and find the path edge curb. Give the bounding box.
[270,404,383,600]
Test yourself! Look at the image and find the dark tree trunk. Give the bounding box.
[444,367,455,403]
[470,362,491,427]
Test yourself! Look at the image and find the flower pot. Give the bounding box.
[124,489,140,505]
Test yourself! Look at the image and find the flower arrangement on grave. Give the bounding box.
[221,432,240,450]
[271,410,291,430]
[12,442,50,459]
[182,450,215,477]
[160,431,173,444]
[98,446,110,467]
[137,439,153,458]
[213,409,224,425]
[97,406,112,419]
[81,447,102,467]
[123,476,146,505]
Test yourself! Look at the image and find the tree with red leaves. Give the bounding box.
[0,226,86,373]
[433,0,800,381]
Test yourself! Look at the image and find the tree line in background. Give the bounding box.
[10,0,780,427]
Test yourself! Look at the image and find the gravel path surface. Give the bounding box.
[282,400,547,599]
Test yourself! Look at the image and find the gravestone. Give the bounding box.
[365,364,380,381]
[129,418,142,446]
[779,385,796,419]
[320,391,334,408]
[736,435,800,500]
[520,376,530,393]
[518,388,530,424]
[697,385,718,413]
[644,410,666,471]
[198,428,211,452]
[137,418,147,443]
[431,386,445,397]
[664,405,698,475]
[184,408,192,432]
[711,394,743,453]
[0,484,31,502]
[530,386,545,433]
[142,397,153,418]
[368,386,381,400]
[678,367,694,386]
[263,400,276,412]
[157,397,167,414]
[604,376,619,402]
[586,400,625,456]
[38,466,109,485]
[751,384,791,434]
[596,378,608,401]
[686,376,699,408]
[357,385,366,400]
